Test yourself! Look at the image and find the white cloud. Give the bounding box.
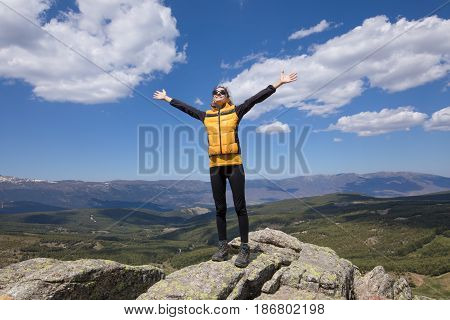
[256,121,291,134]
[326,106,428,136]
[221,15,450,119]
[0,0,185,103]
[194,97,204,105]
[424,106,450,131]
[288,20,330,40]
[220,52,266,69]
[333,137,342,142]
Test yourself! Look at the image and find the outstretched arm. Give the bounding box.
[236,71,297,119]
[153,89,205,121]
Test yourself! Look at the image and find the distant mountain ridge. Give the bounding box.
[1,171,450,209]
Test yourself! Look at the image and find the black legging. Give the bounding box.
[210,164,249,243]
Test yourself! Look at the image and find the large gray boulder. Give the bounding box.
[256,243,355,300]
[138,228,302,300]
[0,258,164,299]
[138,253,282,300]
[138,228,410,300]
[353,265,412,300]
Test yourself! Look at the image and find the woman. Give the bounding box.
[153,71,297,268]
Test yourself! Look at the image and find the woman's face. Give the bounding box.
[212,88,227,105]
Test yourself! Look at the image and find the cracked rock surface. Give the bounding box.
[138,228,412,300]
[0,258,164,299]
[353,265,412,300]
[0,228,413,300]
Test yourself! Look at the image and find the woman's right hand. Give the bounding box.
[153,89,170,102]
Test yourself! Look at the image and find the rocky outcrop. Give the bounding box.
[0,228,413,300]
[256,242,355,300]
[0,258,164,299]
[136,256,271,300]
[353,266,412,299]
[138,228,412,300]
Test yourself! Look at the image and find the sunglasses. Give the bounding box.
[212,89,227,96]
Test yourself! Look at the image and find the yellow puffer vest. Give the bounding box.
[204,102,240,156]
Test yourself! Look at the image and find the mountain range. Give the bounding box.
[1,171,450,210]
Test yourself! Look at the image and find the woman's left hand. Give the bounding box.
[272,71,297,89]
[280,70,297,84]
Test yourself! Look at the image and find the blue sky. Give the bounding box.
[0,0,449,181]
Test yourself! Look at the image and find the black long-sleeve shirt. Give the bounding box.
[169,85,276,122]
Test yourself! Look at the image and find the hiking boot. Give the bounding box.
[212,240,229,261]
[234,243,250,268]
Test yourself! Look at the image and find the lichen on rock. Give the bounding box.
[138,228,413,300]
[0,258,164,300]
[0,228,414,300]
[353,265,412,300]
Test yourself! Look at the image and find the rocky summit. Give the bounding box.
[0,228,413,300]
[137,228,412,300]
